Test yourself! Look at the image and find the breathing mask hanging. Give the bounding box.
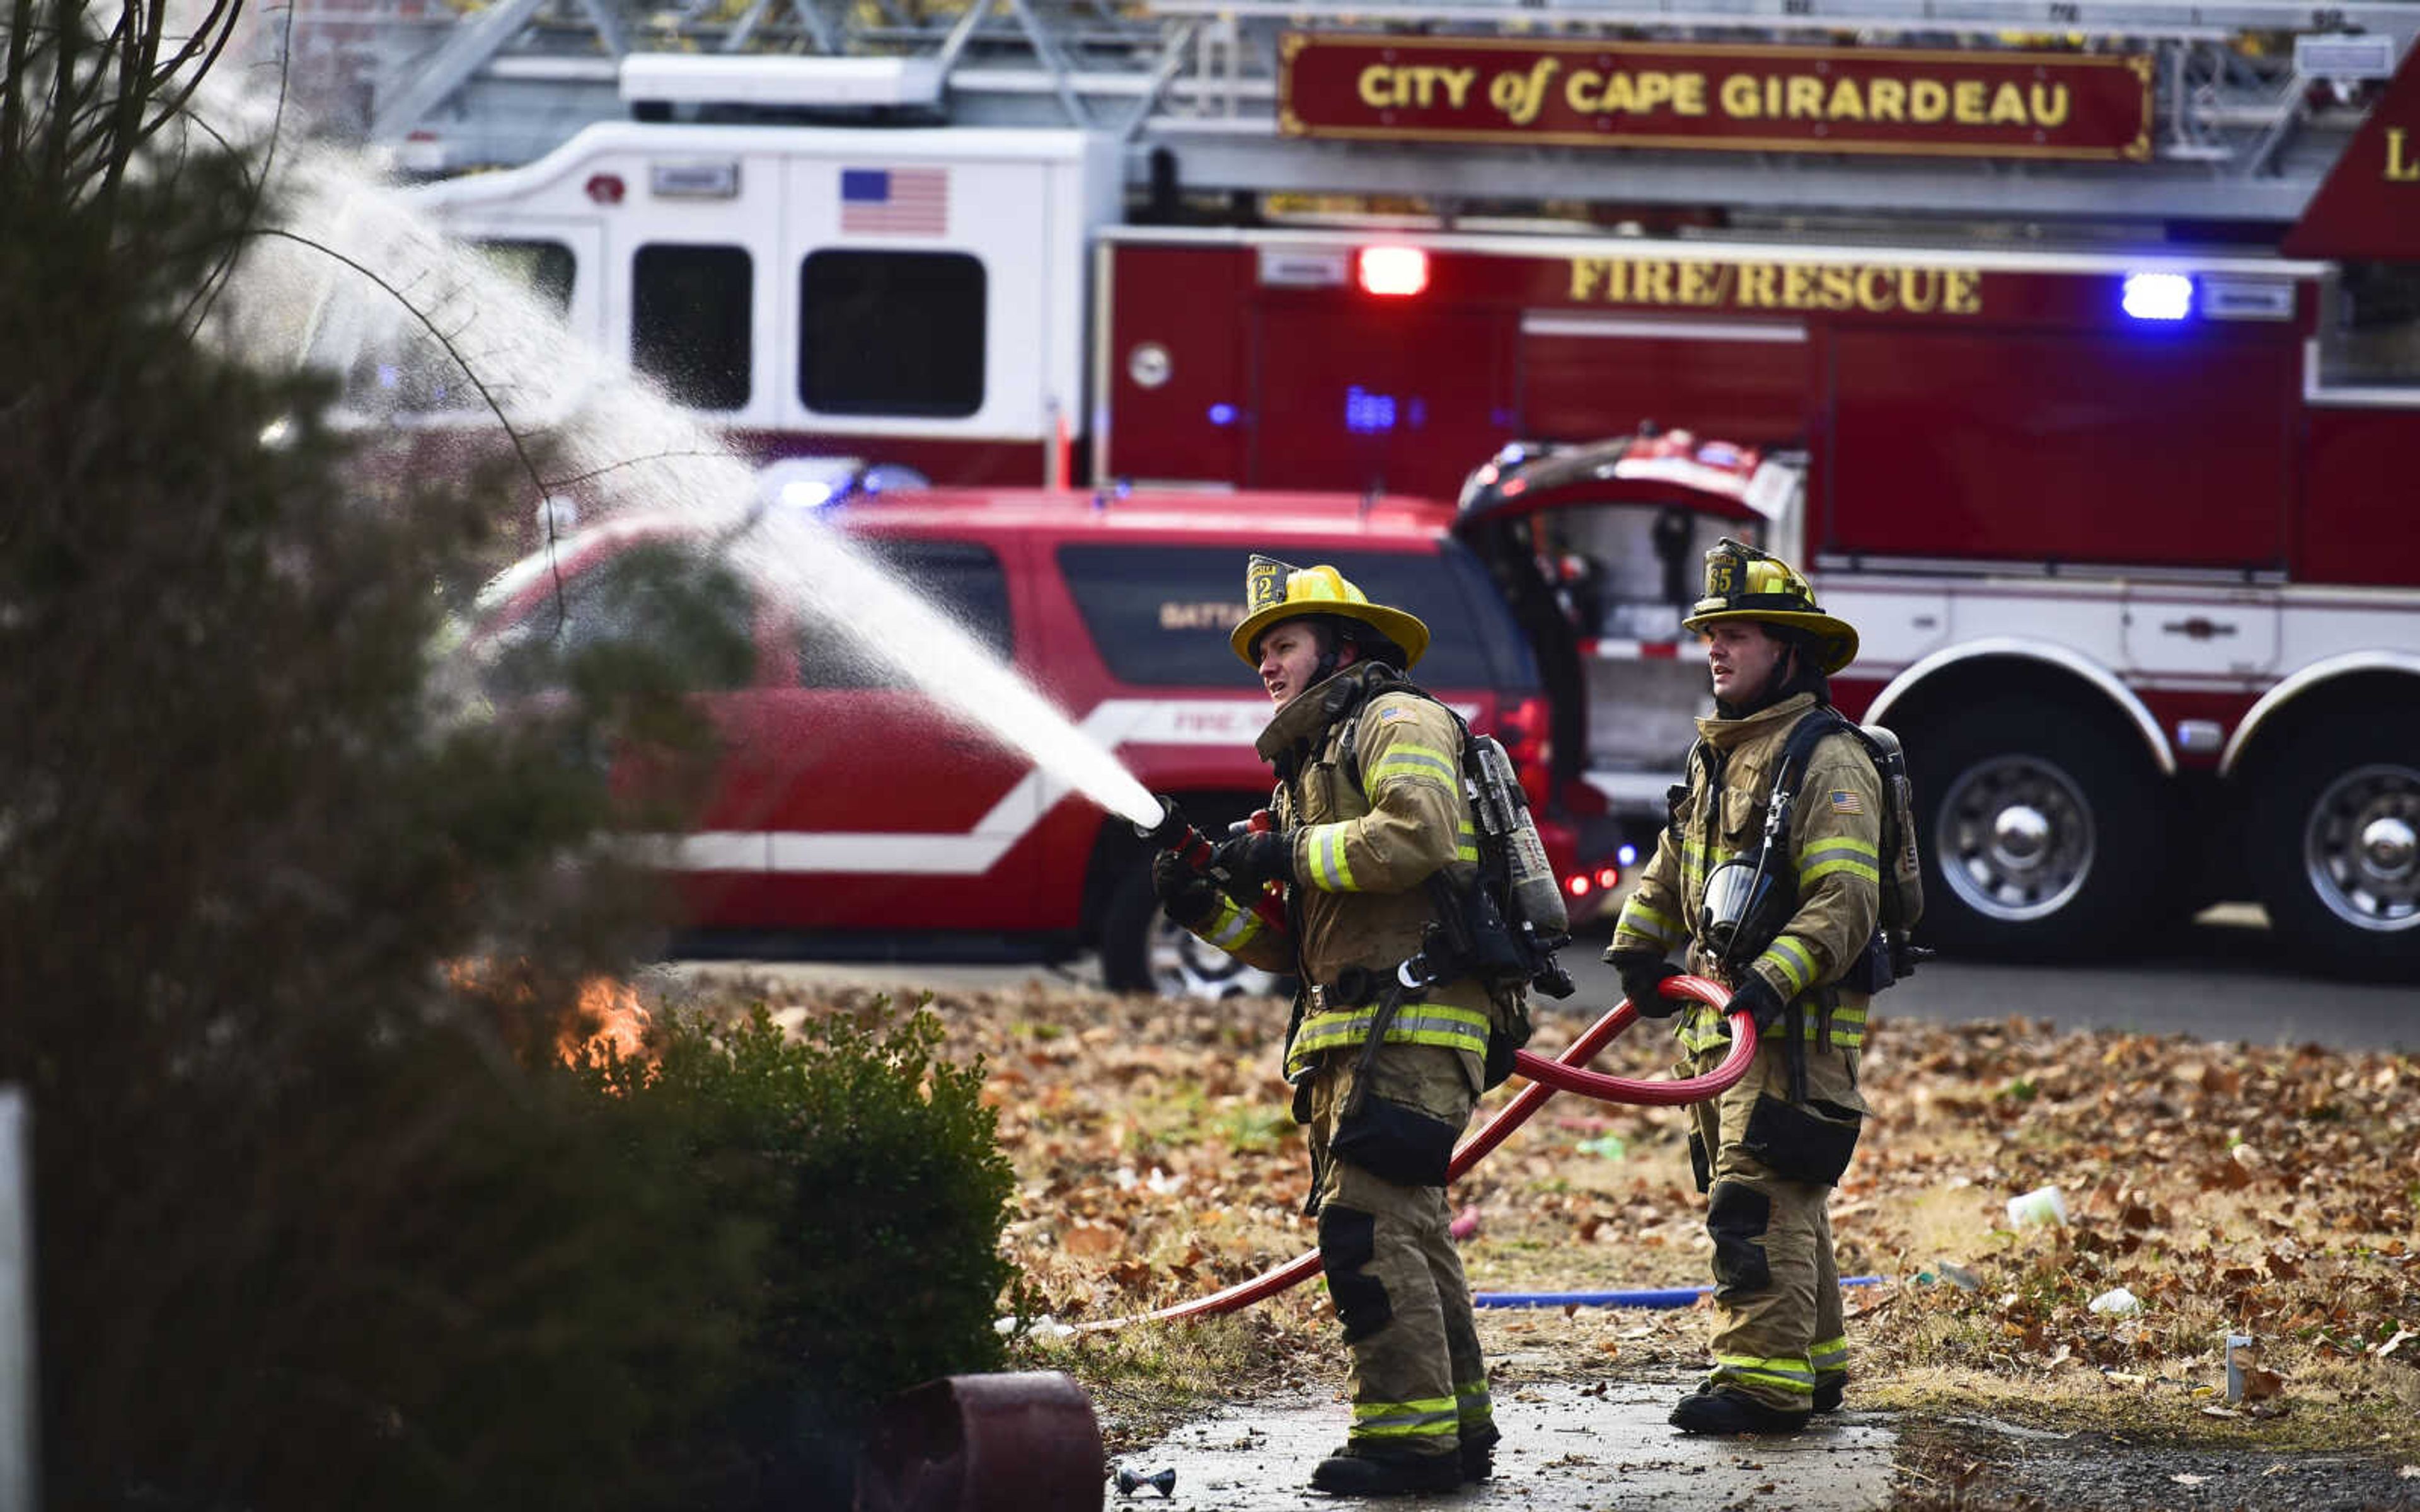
[1700,845,1794,966]
[1700,762,1807,970]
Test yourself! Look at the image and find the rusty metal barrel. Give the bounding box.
[853,1370,1104,1512]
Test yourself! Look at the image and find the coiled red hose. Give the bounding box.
[1086,975,1746,1328]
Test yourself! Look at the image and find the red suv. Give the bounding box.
[471,486,1579,995]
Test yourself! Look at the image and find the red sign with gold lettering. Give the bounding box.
[1278,33,2153,162]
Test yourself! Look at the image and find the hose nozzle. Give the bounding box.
[1136,794,1218,874]
[1133,794,1192,849]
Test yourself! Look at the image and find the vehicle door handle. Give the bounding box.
[2160,617,2237,641]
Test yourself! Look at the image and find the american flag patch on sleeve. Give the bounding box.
[1829,789,1864,815]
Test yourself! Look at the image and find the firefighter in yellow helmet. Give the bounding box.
[1152,555,1519,1495]
[1605,538,1882,1435]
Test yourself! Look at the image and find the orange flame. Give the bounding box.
[443,958,654,1068]
[571,975,654,1067]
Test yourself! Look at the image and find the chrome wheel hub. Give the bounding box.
[2303,765,2420,933]
[1938,756,2095,923]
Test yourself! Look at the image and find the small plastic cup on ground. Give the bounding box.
[2005,1185,2068,1228]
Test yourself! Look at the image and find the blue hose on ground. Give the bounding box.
[1472,1276,1883,1310]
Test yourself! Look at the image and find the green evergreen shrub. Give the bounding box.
[4,9,1025,1507]
[582,1000,1020,1508]
[0,149,760,1512]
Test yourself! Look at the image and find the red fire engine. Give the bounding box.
[315,0,2420,976]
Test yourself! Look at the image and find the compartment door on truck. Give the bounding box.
[2120,587,2280,682]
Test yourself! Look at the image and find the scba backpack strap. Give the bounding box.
[1770,708,1927,993]
[1334,677,1552,1084]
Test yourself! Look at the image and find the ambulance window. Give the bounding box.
[477,238,575,316]
[798,250,985,418]
[2317,262,2420,388]
[1054,544,1511,690]
[797,537,1010,687]
[632,243,752,411]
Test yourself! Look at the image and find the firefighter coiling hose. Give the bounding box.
[1115,796,1754,1328]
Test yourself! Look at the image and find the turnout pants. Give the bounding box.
[1680,1034,1867,1412]
[1305,1041,1493,1463]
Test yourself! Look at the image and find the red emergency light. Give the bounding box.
[1357,246,1429,297]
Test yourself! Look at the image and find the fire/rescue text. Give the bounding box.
[1565,258,1985,315]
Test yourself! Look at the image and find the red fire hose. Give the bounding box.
[1085,975,1748,1329]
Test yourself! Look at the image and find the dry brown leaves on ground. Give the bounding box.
[674,973,2420,1452]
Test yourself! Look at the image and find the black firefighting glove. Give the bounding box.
[1150,850,1222,931]
[1607,950,1683,1017]
[1209,830,1293,895]
[1724,973,1789,1036]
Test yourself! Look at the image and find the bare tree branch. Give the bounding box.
[252,225,579,612]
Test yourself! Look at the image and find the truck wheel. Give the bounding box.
[2250,718,2420,980]
[1098,852,1288,1000]
[1906,705,2163,959]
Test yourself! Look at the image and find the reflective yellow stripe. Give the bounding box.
[1678,1007,1732,1055]
[1351,1396,1459,1442]
[1287,1002,1490,1075]
[1456,1378,1493,1426]
[1711,1354,1817,1395]
[1758,936,1816,995]
[1797,836,1877,867]
[1615,897,1683,949]
[1455,820,1479,864]
[1680,1000,1867,1049]
[1307,821,1359,892]
[1802,857,1881,886]
[1203,896,1262,951]
[1367,744,1458,796]
[1809,1337,1848,1373]
[1823,1002,1867,1048]
[1354,1395,1456,1423]
[1800,837,1879,887]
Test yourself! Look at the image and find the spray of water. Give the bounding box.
[204,45,1164,832]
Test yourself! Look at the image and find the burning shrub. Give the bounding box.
[580,999,1019,1507]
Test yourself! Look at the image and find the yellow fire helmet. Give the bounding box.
[1680,537,1860,674]
[1230,554,1430,670]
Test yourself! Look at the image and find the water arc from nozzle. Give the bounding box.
[212,55,1163,834]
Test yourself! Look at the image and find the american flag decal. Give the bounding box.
[839,167,948,236]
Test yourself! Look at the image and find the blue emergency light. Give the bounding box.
[2121,272,2193,321]
[1345,386,1398,435]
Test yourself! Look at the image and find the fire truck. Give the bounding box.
[316,0,2420,977]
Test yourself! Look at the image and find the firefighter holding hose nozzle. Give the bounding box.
[1606,538,1891,1436]
[1141,555,1540,1496]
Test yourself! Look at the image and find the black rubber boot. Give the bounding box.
[1459,1424,1502,1482]
[1813,1377,1845,1414]
[1668,1386,1812,1436]
[1308,1446,1464,1496]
